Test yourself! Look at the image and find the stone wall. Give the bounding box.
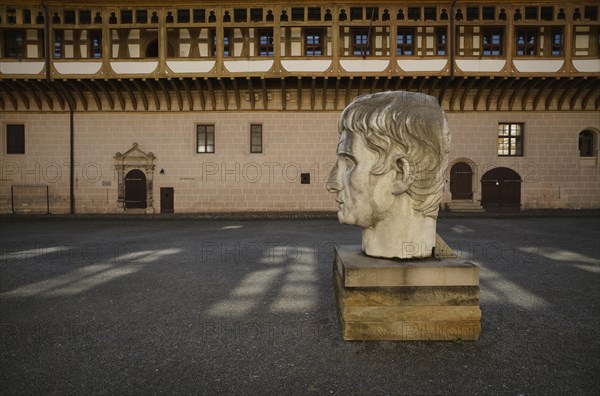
[1,110,598,214]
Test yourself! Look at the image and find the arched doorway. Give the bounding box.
[450,162,473,200]
[481,167,521,209]
[125,169,147,209]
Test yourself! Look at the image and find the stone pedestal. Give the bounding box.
[333,242,481,341]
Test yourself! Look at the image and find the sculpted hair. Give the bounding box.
[339,91,451,218]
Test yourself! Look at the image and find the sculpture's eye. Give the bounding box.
[344,156,355,171]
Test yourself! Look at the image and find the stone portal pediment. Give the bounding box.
[114,142,155,167]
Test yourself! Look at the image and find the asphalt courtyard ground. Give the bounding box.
[0,215,599,395]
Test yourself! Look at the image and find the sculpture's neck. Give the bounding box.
[362,212,436,259]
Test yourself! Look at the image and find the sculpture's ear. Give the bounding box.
[391,155,415,195]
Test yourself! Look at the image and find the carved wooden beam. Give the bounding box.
[281,78,287,111]
[521,78,543,111]
[569,78,589,110]
[449,77,465,111]
[370,77,379,94]
[428,76,441,96]
[132,79,149,110]
[394,76,403,91]
[496,78,517,111]
[0,82,18,110]
[416,76,427,93]
[581,79,600,110]
[14,80,42,110]
[507,77,530,111]
[218,78,229,111]
[0,94,5,110]
[180,78,194,111]
[261,78,268,110]
[67,80,88,111]
[107,79,125,111]
[5,80,29,110]
[193,78,206,111]
[334,77,341,110]
[247,77,256,110]
[557,78,585,111]
[460,77,478,111]
[231,78,240,110]
[311,77,316,110]
[297,77,302,110]
[358,77,366,96]
[157,79,171,111]
[205,78,216,110]
[322,77,328,110]
[31,80,55,110]
[472,77,490,110]
[485,78,505,111]
[532,78,557,111]
[120,79,137,111]
[545,78,570,110]
[407,76,417,92]
[54,82,77,110]
[437,77,452,107]
[94,80,114,110]
[40,80,65,110]
[145,79,160,110]
[345,77,353,106]
[383,76,391,92]
[169,79,183,111]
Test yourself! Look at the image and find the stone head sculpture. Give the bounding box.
[326,91,450,259]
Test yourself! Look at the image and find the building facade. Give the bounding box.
[0,0,598,214]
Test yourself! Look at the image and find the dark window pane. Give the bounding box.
[64,10,76,24]
[292,7,304,21]
[467,7,479,21]
[250,124,262,153]
[251,8,263,22]
[365,7,378,20]
[80,10,92,24]
[193,9,205,23]
[234,9,247,23]
[307,7,321,21]
[23,9,32,24]
[90,30,102,58]
[7,124,25,154]
[525,7,537,20]
[408,7,420,21]
[541,6,553,21]
[136,10,148,23]
[350,7,363,21]
[121,10,133,24]
[482,7,495,20]
[424,7,436,21]
[4,30,25,58]
[177,9,190,23]
[585,6,598,21]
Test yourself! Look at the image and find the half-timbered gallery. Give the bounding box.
[0,1,598,214]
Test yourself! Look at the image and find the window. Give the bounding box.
[305,29,324,56]
[257,29,274,56]
[436,27,447,55]
[177,9,190,23]
[579,131,595,157]
[136,10,148,23]
[90,30,102,58]
[197,125,215,153]
[498,123,524,156]
[292,8,304,21]
[4,30,25,58]
[307,7,321,21]
[483,28,503,56]
[234,9,247,23]
[53,30,64,58]
[550,28,563,56]
[211,29,231,57]
[516,28,537,55]
[121,10,133,24]
[79,10,92,24]
[396,28,414,55]
[352,28,370,56]
[6,124,25,154]
[250,124,262,153]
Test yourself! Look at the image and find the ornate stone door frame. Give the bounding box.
[114,143,156,214]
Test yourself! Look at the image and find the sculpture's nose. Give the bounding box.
[326,164,342,192]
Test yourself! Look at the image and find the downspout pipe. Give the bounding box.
[41,0,75,214]
[450,1,457,80]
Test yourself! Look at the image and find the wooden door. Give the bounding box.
[450,162,473,200]
[160,187,174,213]
[481,167,521,209]
[125,169,147,209]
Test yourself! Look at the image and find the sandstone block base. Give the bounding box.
[334,244,481,341]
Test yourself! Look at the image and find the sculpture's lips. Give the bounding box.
[335,199,344,207]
